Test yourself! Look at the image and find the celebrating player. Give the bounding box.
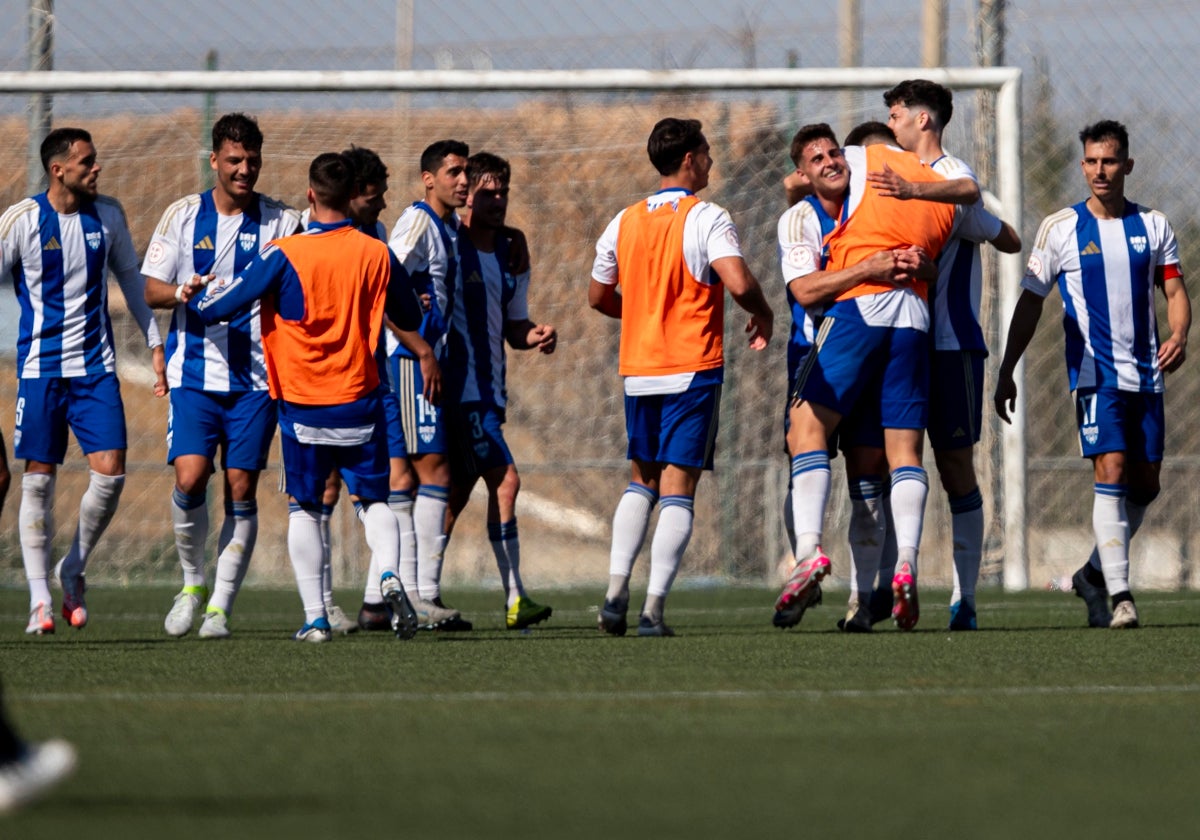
[590,117,774,636]
[143,112,301,639]
[442,151,556,630]
[995,119,1189,630]
[0,127,165,634]
[188,151,429,642]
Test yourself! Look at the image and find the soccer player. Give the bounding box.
[0,127,165,634]
[442,152,556,631]
[589,117,774,636]
[143,113,301,639]
[995,119,1189,630]
[880,80,1021,630]
[779,125,966,632]
[383,140,472,631]
[187,151,430,642]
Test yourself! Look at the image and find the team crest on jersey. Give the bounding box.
[239,231,256,252]
[85,231,102,251]
[1082,424,1099,445]
[1129,235,1148,254]
[419,425,436,444]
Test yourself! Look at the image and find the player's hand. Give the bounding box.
[783,169,811,207]
[152,345,168,397]
[503,226,531,275]
[746,312,772,350]
[175,274,212,304]
[418,352,442,406]
[891,246,933,283]
[1159,335,1187,373]
[528,323,557,354]
[994,373,1017,424]
[866,162,913,200]
[419,293,432,312]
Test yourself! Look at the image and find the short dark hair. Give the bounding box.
[342,145,389,191]
[212,112,263,153]
[309,152,355,209]
[1079,119,1129,159]
[883,79,954,128]
[647,117,705,176]
[420,139,469,176]
[466,152,511,191]
[844,121,896,147]
[40,127,92,172]
[789,123,839,167]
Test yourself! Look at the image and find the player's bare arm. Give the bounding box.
[866,162,981,205]
[144,274,210,308]
[710,255,773,350]
[1158,272,1191,373]
[990,222,1022,254]
[588,278,622,319]
[151,345,167,397]
[393,327,442,404]
[787,249,910,308]
[783,169,812,208]
[505,318,556,354]
[994,289,1047,424]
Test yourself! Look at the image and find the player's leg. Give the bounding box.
[841,444,887,633]
[57,373,129,629]
[162,388,220,636]
[599,391,662,636]
[930,350,986,630]
[15,378,65,634]
[880,327,931,632]
[210,392,274,627]
[0,677,76,814]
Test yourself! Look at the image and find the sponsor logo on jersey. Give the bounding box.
[195,236,215,250]
[1082,424,1099,445]
[466,270,483,284]
[44,236,61,251]
[239,231,256,252]
[1025,254,1043,277]
[85,231,102,251]
[1081,241,1102,256]
[147,241,165,264]
[1129,235,1148,254]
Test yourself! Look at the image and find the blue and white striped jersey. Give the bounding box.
[0,193,162,379]
[143,190,299,392]
[446,234,529,407]
[777,194,835,385]
[385,201,458,360]
[929,154,1002,352]
[1022,199,1181,392]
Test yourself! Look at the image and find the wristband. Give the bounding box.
[175,283,186,303]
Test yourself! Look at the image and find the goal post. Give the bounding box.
[0,66,1028,591]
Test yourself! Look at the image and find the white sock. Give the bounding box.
[358,500,400,580]
[320,503,334,608]
[606,483,657,602]
[1087,498,1148,573]
[171,488,209,590]
[949,487,984,606]
[644,495,694,617]
[60,471,124,579]
[390,490,417,598]
[1093,483,1130,596]
[889,467,929,579]
[790,451,831,559]
[489,519,524,608]
[847,476,886,600]
[20,473,55,608]
[414,486,448,601]
[208,500,257,615]
[287,504,327,624]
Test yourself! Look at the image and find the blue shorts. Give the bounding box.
[1075,388,1164,462]
[167,387,276,470]
[796,317,928,430]
[928,350,985,451]
[380,386,408,460]
[448,402,514,481]
[278,398,390,506]
[390,355,446,456]
[15,373,126,463]
[625,383,720,470]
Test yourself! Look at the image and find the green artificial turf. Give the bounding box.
[2,586,1198,839]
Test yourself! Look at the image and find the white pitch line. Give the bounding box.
[13,684,1200,704]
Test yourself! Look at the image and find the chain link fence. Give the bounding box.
[0,1,1197,593]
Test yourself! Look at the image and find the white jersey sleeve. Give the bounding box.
[777,200,823,282]
[591,210,625,286]
[1021,208,1076,299]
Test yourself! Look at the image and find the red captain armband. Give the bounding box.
[1156,263,1183,285]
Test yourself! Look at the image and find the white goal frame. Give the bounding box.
[0,66,1028,589]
